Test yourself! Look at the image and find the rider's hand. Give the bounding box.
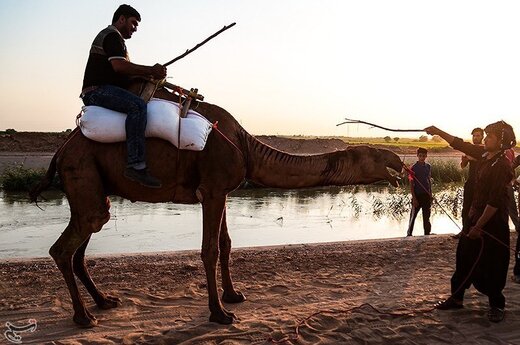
[151,63,167,79]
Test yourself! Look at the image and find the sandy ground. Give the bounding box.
[2,235,520,344]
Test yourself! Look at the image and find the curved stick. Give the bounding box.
[336,118,424,132]
[163,23,236,67]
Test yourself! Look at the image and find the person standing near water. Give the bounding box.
[406,148,432,237]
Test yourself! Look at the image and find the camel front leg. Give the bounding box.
[201,194,237,324]
[219,209,246,304]
[73,235,122,309]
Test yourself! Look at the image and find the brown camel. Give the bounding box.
[30,90,403,327]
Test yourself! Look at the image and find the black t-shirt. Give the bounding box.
[470,154,512,228]
[451,137,484,194]
[82,28,131,90]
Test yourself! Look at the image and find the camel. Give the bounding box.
[30,89,403,327]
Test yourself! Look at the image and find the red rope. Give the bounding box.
[211,121,243,154]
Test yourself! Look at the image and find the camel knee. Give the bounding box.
[49,243,73,269]
[88,211,110,233]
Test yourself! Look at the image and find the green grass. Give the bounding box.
[430,159,468,184]
[339,136,449,149]
[276,135,452,151]
[399,159,468,185]
[0,165,59,192]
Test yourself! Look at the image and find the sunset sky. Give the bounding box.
[2,0,520,139]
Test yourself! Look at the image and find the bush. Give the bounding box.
[402,159,467,185]
[0,165,59,191]
[430,159,467,183]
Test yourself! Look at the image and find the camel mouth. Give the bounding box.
[385,167,401,187]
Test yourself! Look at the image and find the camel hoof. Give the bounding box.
[97,295,122,309]
[222,290,246,304]
[209,310,236,324]
[73,312,98,328]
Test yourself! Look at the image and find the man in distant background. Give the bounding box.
[406,147,432,236]
[454,127,484,238]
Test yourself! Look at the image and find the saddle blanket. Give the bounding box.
[79,98,212,151]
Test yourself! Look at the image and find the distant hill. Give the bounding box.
[0,131,456,155]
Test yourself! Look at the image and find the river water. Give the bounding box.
[0,185,470,259]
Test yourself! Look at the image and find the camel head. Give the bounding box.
[375,147,404,187]
[338,146,403,187]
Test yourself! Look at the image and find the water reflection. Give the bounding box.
[0,185,467,259]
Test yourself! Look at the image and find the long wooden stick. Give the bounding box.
[336,118,424,132]
[163,22,236,67]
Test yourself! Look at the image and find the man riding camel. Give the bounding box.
[80,4,167,188]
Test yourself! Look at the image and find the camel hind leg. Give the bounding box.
[50,172,110,327]
[219,209,246,304]
[50,220,99,327]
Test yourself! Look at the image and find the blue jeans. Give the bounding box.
[82,85,147,169]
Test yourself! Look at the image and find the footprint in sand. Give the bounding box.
[268,285,289,294]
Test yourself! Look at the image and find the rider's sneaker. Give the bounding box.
[124,167,162,188]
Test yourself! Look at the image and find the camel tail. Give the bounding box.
[29,152,57,202]
[28,127,81,202]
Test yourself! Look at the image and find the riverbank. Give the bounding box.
[0,132,462,175]
[1,234,520,344]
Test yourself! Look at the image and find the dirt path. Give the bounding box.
[1,235,520,344]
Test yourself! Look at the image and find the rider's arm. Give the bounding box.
[110,59,166,79]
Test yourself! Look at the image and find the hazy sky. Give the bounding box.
[1,0,520,139]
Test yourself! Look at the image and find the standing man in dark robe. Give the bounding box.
[453,127,484,239]
[511,155,520,282]
[80,4,167,188]
[425,121,515,323]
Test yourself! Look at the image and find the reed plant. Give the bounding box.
[0,165,59,191]
[401,159,468,185]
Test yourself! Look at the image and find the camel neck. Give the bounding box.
[244,135,350,188]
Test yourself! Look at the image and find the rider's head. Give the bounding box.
[112,4,141,39]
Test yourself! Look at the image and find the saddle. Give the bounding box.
[79,98,213,151]
[128,78,204,118]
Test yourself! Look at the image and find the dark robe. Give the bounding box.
[450,138,512,308]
